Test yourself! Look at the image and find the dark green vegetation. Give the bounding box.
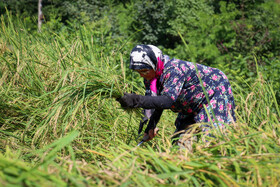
[0,0,280,186]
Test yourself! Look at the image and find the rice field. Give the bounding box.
[0,14,280,186]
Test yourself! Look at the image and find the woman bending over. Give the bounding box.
[117,44,236,146]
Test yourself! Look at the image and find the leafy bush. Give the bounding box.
[123,0,175,47]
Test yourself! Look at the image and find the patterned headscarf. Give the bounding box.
[129,44,165,95]
[130,44,162,70]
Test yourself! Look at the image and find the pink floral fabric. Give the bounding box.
[157,58,236,131]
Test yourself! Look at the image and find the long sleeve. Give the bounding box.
[138,95,173,109]
[117,93,174,109]
[144,109,163,133]
[137,95,173,134]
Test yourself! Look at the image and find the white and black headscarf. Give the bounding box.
[129,44,163,71]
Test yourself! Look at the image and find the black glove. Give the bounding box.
[138,115,149,135]
[144,109,163,133]
[117,94,174,109]
[116,93,141,108]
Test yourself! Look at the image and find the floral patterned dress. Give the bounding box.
[145,58,236,132]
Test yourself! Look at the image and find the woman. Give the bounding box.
[117,44,236,144]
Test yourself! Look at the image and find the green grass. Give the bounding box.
[0,14,280,186]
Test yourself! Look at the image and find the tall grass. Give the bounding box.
[0,13,279,186]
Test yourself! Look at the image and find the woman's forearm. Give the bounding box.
[117,93,173,109]
[138,95,173,109]
[144,109,163,133]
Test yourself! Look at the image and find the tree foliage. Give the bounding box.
[1,0,279,100]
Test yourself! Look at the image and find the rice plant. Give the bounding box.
[0,13,279,186]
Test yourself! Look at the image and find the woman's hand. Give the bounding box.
[116,93,140,108]
[143,127,159,141]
